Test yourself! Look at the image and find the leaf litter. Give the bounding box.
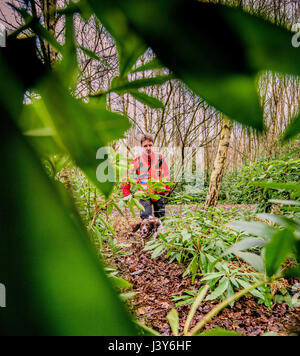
[108,206,300,336]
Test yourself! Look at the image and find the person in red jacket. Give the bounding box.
[122,133,171,220]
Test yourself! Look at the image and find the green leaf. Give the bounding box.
[151,245,165,259]
[235,279,264,300]
[206,278,229,301]
[0,104,136,336]
[111,1,260,129]
[107,204,114,217]
[132,198,145,211]
[198,328,244,337]
[167,309,179,336]
[224,7,300,77]
[56,0,93,21]
[222,237,266,257]
[78,46,100,61]
[37,77,131,197]
[268,199,300,207]
[98,216,117,235]
[256,213,299,230]
[14,7,63,54]
[228,221,275,241]
[110,75,173,93]
[135,321,161,336]
[53,156,72,174]
[129,90,165,109]
[128,199,136,218]
[183,255,198,278]
[251,182,300,191]
[265,229,295,277]
[283,266,300,278]
[109,276,132,290]
[18,102,63,157]
[201,273,224,282]
[9,34,128,198]
[86,1,146,77]
[283,113,300,141]
[129,57,165,74]
[134,191,147,199]
[181,229,192,242]
[235,252,265,273]
[112,0,300,130]
[112,202,125,217]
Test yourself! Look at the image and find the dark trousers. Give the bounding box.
[140,197,166,220]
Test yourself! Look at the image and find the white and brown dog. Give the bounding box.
[131,216,162,240]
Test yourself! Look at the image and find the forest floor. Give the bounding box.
[109,204,300,336]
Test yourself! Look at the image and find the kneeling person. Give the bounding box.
[122,133,171,220]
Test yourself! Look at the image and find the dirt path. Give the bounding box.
[109,205,300,336]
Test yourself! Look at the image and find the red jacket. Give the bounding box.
[122,152,171,198]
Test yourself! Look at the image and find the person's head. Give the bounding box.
[140,133,154,156]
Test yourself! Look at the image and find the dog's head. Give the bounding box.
[131,217,161,238]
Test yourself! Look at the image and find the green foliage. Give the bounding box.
[228,191,299,273]
[283,113,300,141]
[264,229,295,277]
[1,0,300,336]
[0,4,137,336]
[151,184,300,310]
[169,190,300,334]
[224,151,300,208]
[129,57,164,74]
[145,208,240,279]
[169,147,300,207]
[102,0,300,133]
[129,90,166,109]
[146,208,273,306]
[0,110,137,336]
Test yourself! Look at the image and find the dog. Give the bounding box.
[131,216,162,240]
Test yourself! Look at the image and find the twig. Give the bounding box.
[188,280,267,336]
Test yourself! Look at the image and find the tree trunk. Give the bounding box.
[40,0,58,67]
[205,117,233,208]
